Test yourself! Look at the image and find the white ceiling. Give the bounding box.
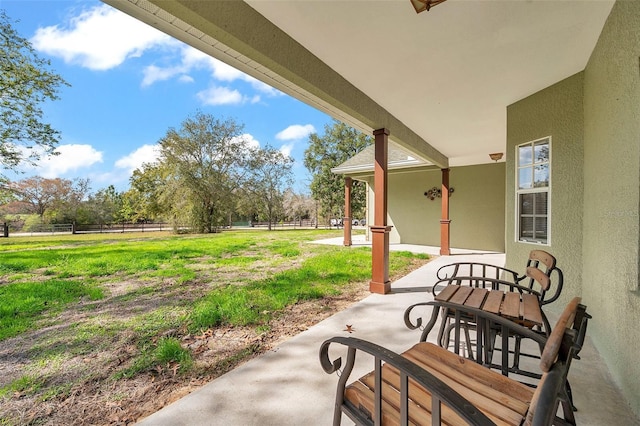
[246,0,614,166]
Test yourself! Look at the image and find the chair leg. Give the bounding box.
[463,322,475,361]
[512,335,522,370]
[437,309,451,348]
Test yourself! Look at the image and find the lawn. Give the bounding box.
[0,229,430,425]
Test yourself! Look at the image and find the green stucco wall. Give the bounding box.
[507,1,640,417]
[506,73,585,311]
[366,164,505,252]
[582,0,640,416]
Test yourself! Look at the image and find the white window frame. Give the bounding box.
[515,136,551,245]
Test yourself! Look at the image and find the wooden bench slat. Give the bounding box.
[357,369,465,426]
[345,381,414,426]
[521,294,543,326]
[435,284,460,302]
[402,347,530,424]
[406,343,534,405]
[464,288,488,309]
[482,290,504,314]
[500,292,521,319]
[449,286,474,305]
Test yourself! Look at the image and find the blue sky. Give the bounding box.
[1,0,333,193]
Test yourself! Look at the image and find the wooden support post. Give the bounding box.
[344,177,352,246]
[370,128,391,294]
[440,168,451,255]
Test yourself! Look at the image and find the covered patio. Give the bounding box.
[135,247,638,425]
[103,0,640,421]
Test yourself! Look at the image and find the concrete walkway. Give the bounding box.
[137,238,639,425]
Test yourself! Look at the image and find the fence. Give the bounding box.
[73,223,171,234]
[0,218,344,237]
[249,219,317,229]
[0,222,174,237]
[0,223,74,237]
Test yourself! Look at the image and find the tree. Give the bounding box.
[86,185,123,226]
[283,189,315,225]
[0,11,69,174]
[61,178,90,224]
[158,112,251,233]
[303,120,371,222]
[245,145,294,230]
[9,176,74,220]
[127,163,170,223]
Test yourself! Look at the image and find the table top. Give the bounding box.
[434,285,544,328]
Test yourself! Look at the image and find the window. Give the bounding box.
[516,137,550,244]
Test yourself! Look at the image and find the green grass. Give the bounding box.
[0,375,45,399]
[154,337,192,367]
[0,229,429,421]
[0,279,104,340]
[189,247,374,330]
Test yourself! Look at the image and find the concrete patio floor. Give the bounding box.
[137,237,639,425]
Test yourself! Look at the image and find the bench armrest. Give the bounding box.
[437,262,520,282]
[319,336,496,426]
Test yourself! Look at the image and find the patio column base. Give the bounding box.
[370,225,392,294]
[343,216,352,246]
[440,219,451,255]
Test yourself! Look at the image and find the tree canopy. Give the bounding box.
[123,112,295,233]
[244,145,294,230]
[0,10,69,175]
[303,120,371,221]
[155,112,251,233]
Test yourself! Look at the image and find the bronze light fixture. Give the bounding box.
[489,152,504,162]
[410,0,448,13]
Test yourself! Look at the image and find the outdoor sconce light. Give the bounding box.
[410,0,448,13]
[424,186,454,201]
[489,152,504,162]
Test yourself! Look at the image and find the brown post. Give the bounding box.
[343,176,352,246]
[370,128,392,294]
[440,168,451,255]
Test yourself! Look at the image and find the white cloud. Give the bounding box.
[31,5,173,71]
[279,143,295,157]
[196,86,246,106]
[231,134,260,149]
[145,46,282,100]
[115,144,161,174]
[30,5,282,104]
[141,64,183,87]
[22,144,104,178]
[276,124,316,141]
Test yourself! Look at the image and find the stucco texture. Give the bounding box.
[582,0,640,417]
[506,72,585,311]
[364,164,505,252]
[506,0,640,417]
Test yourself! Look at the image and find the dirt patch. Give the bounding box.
[0,257,430,425]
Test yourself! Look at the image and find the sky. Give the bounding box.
[1,0,334,193]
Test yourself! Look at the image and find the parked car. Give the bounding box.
[330,218,343,227]
[352,218,360,226]
[359,218,366,226]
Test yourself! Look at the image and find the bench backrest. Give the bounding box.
[522,250,564,306]
[525,296,587,426]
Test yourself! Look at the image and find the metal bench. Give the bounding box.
[428,251,564,373]
[320,297,588,426]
